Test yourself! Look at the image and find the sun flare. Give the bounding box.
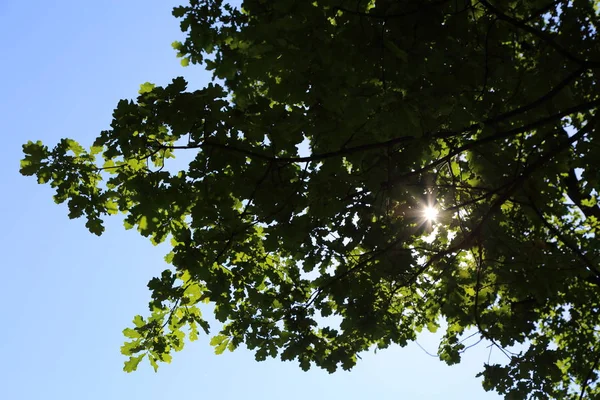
[423,206,439,222]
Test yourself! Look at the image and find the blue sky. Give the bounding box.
[1,2,501,398]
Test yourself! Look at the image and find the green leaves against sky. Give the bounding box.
[21,1,600,398]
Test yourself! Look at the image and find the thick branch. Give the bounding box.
[563,168,600,221]
[160,97,600,169]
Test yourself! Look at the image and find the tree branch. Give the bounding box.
[526,197,600,282]
[386,99,600,188]
[479,0,600,68]
[563,167,600,221]
[333,0,451,20]
[439,114,598,268]
[579,350,600,400]
[485,66,585,124]
[158,97,600,171]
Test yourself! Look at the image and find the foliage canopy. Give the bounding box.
[21,0,600,398]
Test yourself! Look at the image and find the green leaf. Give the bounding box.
[210,334,230,355]
[123,354,145,373]
[138,82,155,94]
[90,145,103,155]
[123,328,141,339]
[132,315,145,328]
[159,353,173,363]
[149,355,159,372]
[120,340,142,356]
[189,326,199,341]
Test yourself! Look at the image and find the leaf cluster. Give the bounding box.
[21,0,600,398]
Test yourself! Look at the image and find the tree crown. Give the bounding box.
[21,0,600,398]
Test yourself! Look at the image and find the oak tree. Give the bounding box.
[20,0,600,398]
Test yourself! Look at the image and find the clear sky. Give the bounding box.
[1,2,502,398]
